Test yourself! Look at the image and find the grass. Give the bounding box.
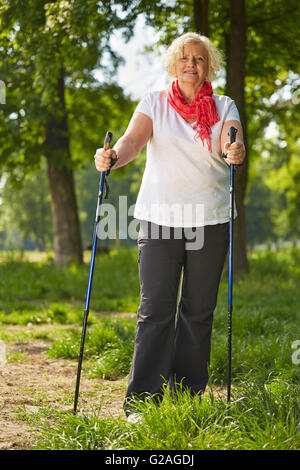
[0,248,140,312]
[118,378,300,450]
[1,245,300,450]
[46,316,135,379]
[17,378,299,450]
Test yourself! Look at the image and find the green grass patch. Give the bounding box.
[1,246,300,450]
[47,316,135,379]
[0,248,140,312]
[23,377,299,450]
[0,303,87,326]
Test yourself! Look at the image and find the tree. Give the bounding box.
[193,0,209,36]
[0,161,53,250]
[195,0,249,273]
[0,0,140,265]
[225,0,248,273]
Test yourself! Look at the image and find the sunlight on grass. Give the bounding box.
[1,246,299,450]
[20,378,300,450]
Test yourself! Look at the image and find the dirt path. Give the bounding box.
[0,329,127,450]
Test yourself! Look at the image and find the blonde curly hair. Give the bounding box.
[164,32,223,82]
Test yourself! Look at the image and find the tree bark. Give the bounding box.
[193,0,210,35]
[225,0,249,275]
[44,69,83,266]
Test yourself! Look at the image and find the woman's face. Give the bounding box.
[175,42,209,88]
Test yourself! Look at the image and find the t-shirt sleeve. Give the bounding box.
[134,93,153,120]
[224,99,240,122]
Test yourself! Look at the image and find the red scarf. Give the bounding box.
[167,79,220,152]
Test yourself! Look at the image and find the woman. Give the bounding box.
[94,32,245,420]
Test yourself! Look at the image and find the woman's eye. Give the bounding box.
[179,57,204,63]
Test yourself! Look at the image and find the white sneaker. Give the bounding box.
[127,412,142,424]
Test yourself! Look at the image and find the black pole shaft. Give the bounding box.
[73,309,89,412]
[227,126,237,403]
[73,132,112,413]
[227,305,233,402]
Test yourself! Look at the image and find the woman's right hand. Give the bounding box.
[94,148,117,172]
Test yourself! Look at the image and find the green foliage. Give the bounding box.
[0,0,146,262]
[1,0,300,250]
[0,159,52,250]
[245,131,300,242]
[0,0,140,176]
[266,150,300,235]
[67,83,137,169]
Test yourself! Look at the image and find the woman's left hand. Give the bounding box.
[223,141,245,166]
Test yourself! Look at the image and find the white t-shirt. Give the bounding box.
[133,89,240,227]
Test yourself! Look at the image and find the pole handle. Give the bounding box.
[103,131,118,178]
[222,126,240,169]
[101,131,115,196]
[228,126,237,144]
[104,131,113,149]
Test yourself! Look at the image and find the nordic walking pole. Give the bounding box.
[73,131,114,413]
[222,125,237,403]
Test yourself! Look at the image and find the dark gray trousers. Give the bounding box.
[124,221,229,413]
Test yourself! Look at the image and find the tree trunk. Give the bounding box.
[225,0,249,275]
[193,0,210,35]
[44,69,83,266]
